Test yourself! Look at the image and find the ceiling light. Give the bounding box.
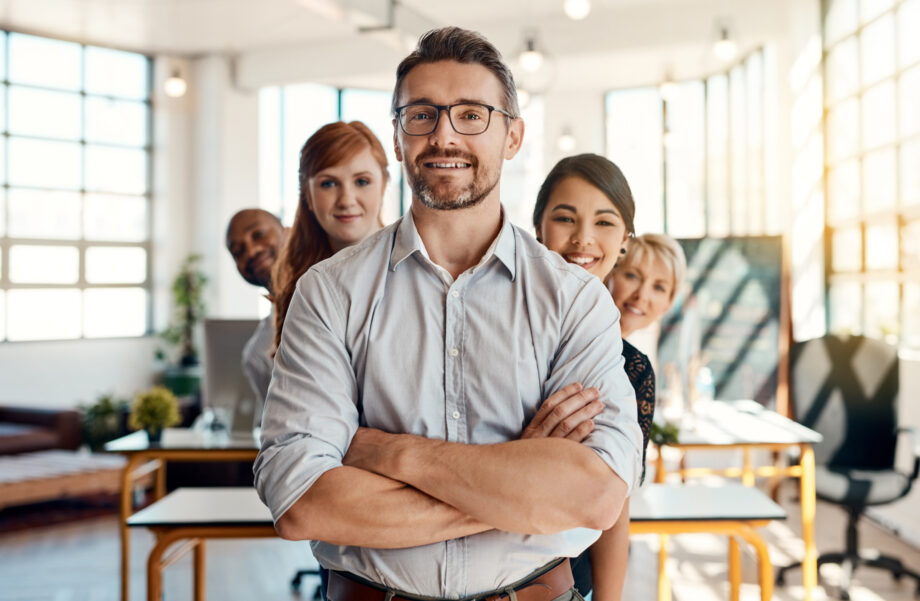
[659,71,679,101]
[557,127,576,153]
[563,0,591,20]
[713,26,738,62]
[164,70,187,98]
[520,37,544,73]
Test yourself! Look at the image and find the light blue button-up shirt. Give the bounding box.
[255,210,642,598]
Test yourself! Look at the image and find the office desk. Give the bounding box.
[653,400,823,600]
[130,485,784,601]
[105,429,260,601]
[631,483,786,601]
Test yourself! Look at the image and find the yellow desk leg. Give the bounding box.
[120,455,144,601]
[732,524,774,601]
[800,444,817,601]
[654,445,666,484]
[659,533,672,601]
[194,539,206,601]
[729,536,741,601]
[742,448,755,487]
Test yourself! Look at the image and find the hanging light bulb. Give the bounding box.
[557,127,577,153]
[563,0,591,20]
[659,69,678,101]
[713,26,738,62]
[520,37,544,73]
[164,69,187,98]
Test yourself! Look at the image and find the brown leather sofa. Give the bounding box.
[0,406,82,455]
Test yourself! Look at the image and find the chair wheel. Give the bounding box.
[775,571,786,586]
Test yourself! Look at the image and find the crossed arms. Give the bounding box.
[255,269,642,549]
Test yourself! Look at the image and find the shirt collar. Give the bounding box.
[389,207,516,280]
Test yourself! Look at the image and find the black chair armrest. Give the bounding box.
[898,426,920,481]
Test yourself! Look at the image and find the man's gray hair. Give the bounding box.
[391,27,520,118]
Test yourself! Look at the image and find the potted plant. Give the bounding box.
[80,393,129,451]
[157,254,208,396]
[129,386,181,443]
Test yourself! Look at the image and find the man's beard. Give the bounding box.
[244,252,274,290]
[406,149,500,211]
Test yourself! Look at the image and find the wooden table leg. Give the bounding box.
[194,540,206,601]
[729,536,741,601]
[658,533,671,601]
[799,444,817,601]
[120,455,144,601]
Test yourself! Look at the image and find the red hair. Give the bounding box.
[272,121,389,351]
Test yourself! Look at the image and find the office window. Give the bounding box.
[823,0,919,346]
[604,49,777,238]
[0,32,152,342]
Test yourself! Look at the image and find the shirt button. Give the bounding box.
[451,411,460,419]
[451,290,459,298]
[449,348,459,357]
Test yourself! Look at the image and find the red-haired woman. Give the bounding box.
[272,120,389,350]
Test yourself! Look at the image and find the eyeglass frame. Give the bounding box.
[394,102,516,136]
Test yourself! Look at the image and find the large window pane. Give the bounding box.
[7,289,81,341]
[9,245,79,284]
[0,31,5,81]
[8,138,81,189]
[865,281,899,340]
[85,247,147,283]
[902,218,920,270]
[341,88,401,224]
[83,288,147,338]
[258,87,283,216]
[706,74,730,236]
[824,0,858,47]
[828,160,860,222]
[85,97,148,147]
[84,194,148,241]
[861,81,896,149]
[8,189,82,239]
[862,147,896,213]
[829,281,862,334]
[85,47,149,100]
[0,191,5,236]
[8,87,82,140]
[860,0,896,23]
[865,221,898,270]
[0,291,4,341]
[664,82,705,238]
[85,146,147,195]
[280,84,339,219]
[900,64,920,138]
[8,34,82,91]
[832,227,862,271]
[900,0,920,68]
[826,38,859,103]
[902,138,920,207]
[827,98,859,162]
[605,88,663,234]
[860,14,896,87]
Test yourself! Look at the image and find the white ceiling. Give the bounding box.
[0,0,793,90]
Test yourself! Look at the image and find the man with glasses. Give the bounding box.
[255,27,641,601]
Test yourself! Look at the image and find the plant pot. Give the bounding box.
[162,365,201,397]
[145,427,163,444]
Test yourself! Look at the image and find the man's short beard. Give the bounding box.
[407,150,499,211]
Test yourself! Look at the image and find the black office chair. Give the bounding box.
[776,334,920,599]
[290,566,322,598]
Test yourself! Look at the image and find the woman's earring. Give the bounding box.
[620,247,627,255]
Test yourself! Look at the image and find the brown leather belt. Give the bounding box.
[326,559,574,601]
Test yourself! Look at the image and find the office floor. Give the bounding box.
[1,490,918,601]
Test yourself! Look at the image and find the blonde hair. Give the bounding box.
[615,233,687,303]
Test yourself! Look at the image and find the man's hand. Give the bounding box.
[344,427,402,474]
[521,383,603,442]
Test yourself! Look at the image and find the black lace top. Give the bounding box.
[570,339,656,597]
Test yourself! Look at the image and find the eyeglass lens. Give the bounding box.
[401,104,492,135]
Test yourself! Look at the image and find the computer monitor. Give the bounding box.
[202,318,261,435]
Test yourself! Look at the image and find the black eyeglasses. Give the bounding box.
[395,102,515,136]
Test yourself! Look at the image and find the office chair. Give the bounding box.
[775,334,920,599]
[290,566,322,599]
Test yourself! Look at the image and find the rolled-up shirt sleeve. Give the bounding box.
[253,268,358,523]
[544,276,643,493]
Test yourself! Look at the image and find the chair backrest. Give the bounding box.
[790,334,898,469]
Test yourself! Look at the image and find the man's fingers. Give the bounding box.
[539,382,583,413]
[564,419,595,442]
[549,399,603,438]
